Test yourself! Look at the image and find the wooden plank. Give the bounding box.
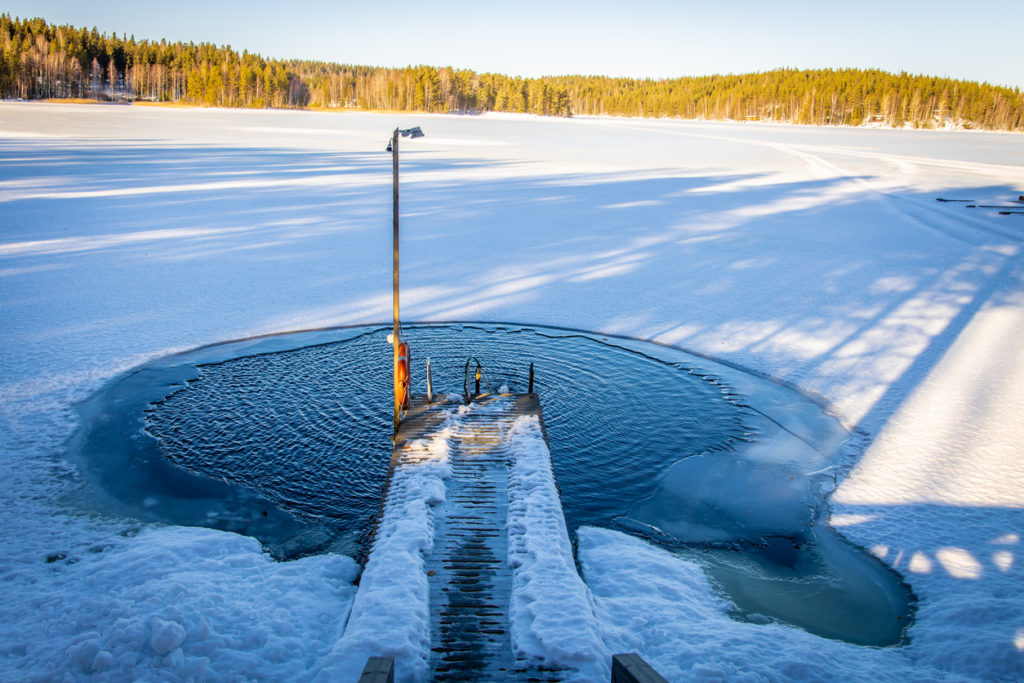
[611,653,669,683]
[358,656,394,683]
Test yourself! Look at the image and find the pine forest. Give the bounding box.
[2,14,1022,131]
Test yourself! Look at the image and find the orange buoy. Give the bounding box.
[397,342,411,409]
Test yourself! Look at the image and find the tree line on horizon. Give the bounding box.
[2,14,1022,131]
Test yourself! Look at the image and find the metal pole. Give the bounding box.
[392,128,400,436]
[426,358,433,404]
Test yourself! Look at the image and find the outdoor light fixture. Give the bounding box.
[386,126,424,152]
[388,125,425,435]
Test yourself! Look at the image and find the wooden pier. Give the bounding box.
[325,390,589,681]
[335,390,668,682]
[396,394,554,680]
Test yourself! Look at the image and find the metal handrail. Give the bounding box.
[426,358,433,403]
[463,356,494,401]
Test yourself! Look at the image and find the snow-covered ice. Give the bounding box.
[1,102,1023,679]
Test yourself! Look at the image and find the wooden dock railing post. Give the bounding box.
[359,656,395,683]
[611,653,668,683]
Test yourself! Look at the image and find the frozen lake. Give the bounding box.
[1,103,1022,680]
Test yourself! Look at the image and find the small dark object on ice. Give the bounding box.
[935,197,974,202]
[998,211,1024,215]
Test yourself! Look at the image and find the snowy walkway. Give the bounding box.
[321,395,607,682]
[423,395,533,679]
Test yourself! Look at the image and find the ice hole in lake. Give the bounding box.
[74,323,914,646]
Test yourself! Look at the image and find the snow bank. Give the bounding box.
[505,415,609,679]
[579,526,946,682]
[319,407,457,682]
[0,525,359,681]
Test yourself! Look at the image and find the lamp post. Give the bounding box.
[388,126,424,436]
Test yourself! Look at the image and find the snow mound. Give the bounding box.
[506,415,609,679]
[578,526,957,682]
[4,525,359,681]
[319,409,456,682]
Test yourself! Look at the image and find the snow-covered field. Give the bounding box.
[1,102,1022,680]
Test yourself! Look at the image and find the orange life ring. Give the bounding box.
[396,342,411,409]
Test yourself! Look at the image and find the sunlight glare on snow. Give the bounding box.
[909,551,933,574]
[870,275,918,294]
[0,171,383,202]
[0,226,255,257]
[834,295,1024,508]
[935,547,983,579]
[828,513,879,527]
[601,199,666,209]
[991,551,1013,573]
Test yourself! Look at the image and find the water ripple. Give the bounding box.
[145,324,751,547]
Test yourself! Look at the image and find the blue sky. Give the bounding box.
[5,0,1022,88]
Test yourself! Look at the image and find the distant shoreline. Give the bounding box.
[7,98,1019,135]
[3,15,1020,133]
